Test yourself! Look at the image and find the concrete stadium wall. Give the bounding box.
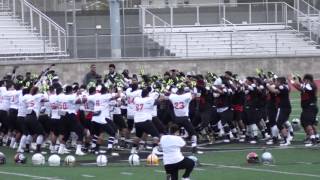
[0,56,319,84]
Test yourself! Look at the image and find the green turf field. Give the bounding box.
[0,92,319,180]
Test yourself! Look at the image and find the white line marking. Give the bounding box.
[296,162,313,165]
[120,172,133,176]
[154,170,166,174]
[194,168,206,171]
[0,171,64,180]
[81,174,95,178]
[264,164,277,167]
[202,163,320,178]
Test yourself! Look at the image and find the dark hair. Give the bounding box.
[276,77,287,85]
[6,80,14,89]
[109,64,115,68]
[65,85,73,94]
[56,87,63,95]
[22,88,30,95]
[141,88,150,98]
[246,77,254,83]
[30,86,39,95]
[100,85,107,94]
[49,86,55,93]
[303,74,314,82]
[164,72,170,77]
[225,71,233,77]
[130,83,138,91]
[169,124,180,135]
[88,87,96,95]
[15,83,22,90]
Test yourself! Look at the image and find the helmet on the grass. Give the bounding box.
[96,155,107,167]
[246,152,259,164]
[128,154,140,166]
[14,153,27,164]
[147,154,159,166]
[32,153,45,165]
[261,152,273,164]
[64,155,76,166]
[291,118,301,132]
[0,152,6,165]
[48,154,61,166]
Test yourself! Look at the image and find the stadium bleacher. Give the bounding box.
[0,1,67,59]
[145,25,320,57]
[140,1,320,58]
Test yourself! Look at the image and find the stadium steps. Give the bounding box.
[0,4,67,59]
[144,25,320,57]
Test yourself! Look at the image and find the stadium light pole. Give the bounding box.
[72,0,78,58]
[109,0,122,58]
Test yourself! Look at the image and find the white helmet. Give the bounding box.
[48,154,61,167]
[128,154,140,166]
[96,155,107,167]
[64,155,76,166]
[261,152,273,164]
[32,153,45,166]
[291,118,301,132]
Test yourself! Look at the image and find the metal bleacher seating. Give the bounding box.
[0,1,67,59]
[144,24,320,57]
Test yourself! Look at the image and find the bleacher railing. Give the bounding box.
[6,0,67,55]
[296,0,320,17]
[140,6,172,56]
[140,2,320,56]
[145,30,320,58]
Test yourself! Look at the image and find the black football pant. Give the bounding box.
[165,157,195,180]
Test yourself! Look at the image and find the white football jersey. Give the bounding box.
[25,93,46,117]
[59,94,79,115]
[87,93,106,124]
[0,87,10,111]
[125,88,142,118]
[133,96,155,123]
[169,92,192,117]
[17,94,28,117]
[100,93,113,119]
[9,90,22,110]
[49,94,60,119]
[39,93,50,115]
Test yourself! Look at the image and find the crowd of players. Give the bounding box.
[0,63,318,157]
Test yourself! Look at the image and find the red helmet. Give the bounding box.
[14,153,27,164]
[246,152,260,164]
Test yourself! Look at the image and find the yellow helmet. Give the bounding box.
[146,154,159,166]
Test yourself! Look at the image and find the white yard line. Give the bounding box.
[120,172,133,176]
[197,144,307,153]
[202,163,320,178]
[0,171,64,180]
[154,170,166,174]
[81,174,96,178]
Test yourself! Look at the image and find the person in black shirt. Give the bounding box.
[83,64,101,85]
[290,74,319,146]
[266,81,280,145]
[212,77,234,143]
[266,77,292,146]
[231,81,246,140]
[243,77,261,144]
